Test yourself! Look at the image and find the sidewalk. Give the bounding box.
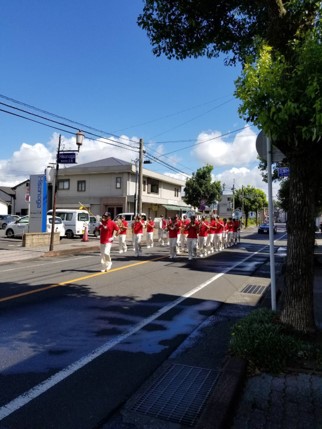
[1,235,322,428]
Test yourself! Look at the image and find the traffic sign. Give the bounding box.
[256,131,285,163]
[278,167,290,177]
[58,152,76,164]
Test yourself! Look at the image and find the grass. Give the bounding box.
[229,308,322,374]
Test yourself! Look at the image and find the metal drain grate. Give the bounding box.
[131,364,220,426]
[241,284,266,295]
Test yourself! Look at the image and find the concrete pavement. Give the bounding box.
[1,234,322,428]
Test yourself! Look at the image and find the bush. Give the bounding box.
[229,308,308,374]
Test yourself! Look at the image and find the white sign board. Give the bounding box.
[256,131,285,163]
[29,174,47,233]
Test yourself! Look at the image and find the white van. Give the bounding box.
[47,209,89,239]
[114,213,146,227]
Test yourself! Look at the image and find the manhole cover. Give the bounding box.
[131,364,220,426]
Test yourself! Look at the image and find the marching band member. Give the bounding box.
[227,217,234,247]
[167,216,180,259]
[198,215,209,257]
[215,216,224,251]
[132,214,145,257]
[98,212,119,272]
[146,216,155,248]
[207,214,216,254]
[118,215,128,253]
[185,215,199,260]
[181,214,190,252]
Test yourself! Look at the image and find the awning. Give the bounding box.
[162,205,190,212]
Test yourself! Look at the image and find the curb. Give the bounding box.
[43,245,100,258]
[196,357,247,429]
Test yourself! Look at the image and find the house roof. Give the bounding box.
[60,157,186,186]
[67,157,132,169]
[0,186,16,197]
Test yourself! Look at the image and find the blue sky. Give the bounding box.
[1,1,274,195]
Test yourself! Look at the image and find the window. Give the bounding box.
[116,177,122,189]
[58,179,70,190]
[143,179,147,192]
[174,187,180,197]
[147,178,159,194]
[77,180,86,192]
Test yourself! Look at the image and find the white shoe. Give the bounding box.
[119,250,123,254]
[106,262,112,271]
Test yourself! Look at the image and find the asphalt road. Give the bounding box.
[0,225,287,429]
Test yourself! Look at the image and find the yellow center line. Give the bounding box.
[0,255,167,303]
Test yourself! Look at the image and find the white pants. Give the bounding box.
[146,232,154,248]
[118,234,127,252]
[198,236,207,256]
[207,233,214,252]
[169,237,177,258]
[100,242,112,269]
[133,233,142,256]
[187,238,197,259]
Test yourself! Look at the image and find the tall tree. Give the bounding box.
[138,1,322,333]
[235,186,268,226]
[183,165,222,210]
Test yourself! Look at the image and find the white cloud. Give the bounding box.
[192,127,258,167]
[215,166,280,199]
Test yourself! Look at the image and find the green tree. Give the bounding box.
[183,165,222,210]
[235,186,268,226]
[138,1,322,333]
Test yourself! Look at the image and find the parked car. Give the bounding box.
[0,214,20,229]
[5,216,29,238]
[88,216,100,237]
[258,222,277,234]
[46,216,66,238]
[114,213,147,227]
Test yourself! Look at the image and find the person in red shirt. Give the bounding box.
[185,215,199,260]
[146,216,155,248]
[207,214,216,254]
[98,212,119,272]
[198,215,209,257]
[118,215,128,253]
[214,216,224,251]
[167,216,180,259]
[132,214,145,257]
[181,215,190,252]
[227,217,234,247]
[232,218,241,244]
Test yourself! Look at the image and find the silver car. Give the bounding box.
[0,214,20,229]
[5,216,29,238]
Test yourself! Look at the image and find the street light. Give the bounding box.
[49,131,85,251]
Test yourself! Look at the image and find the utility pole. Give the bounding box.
[137,138,144,215]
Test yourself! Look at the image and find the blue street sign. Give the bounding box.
[278,167,290,177]
[58,152,76,164]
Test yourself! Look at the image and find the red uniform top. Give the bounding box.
[199,220,209,237]
[209,219,217,234]
[233,219,240,232]
[133,220,144,234]
[227,220,234,232]
[99,219,119,244]
[119,219,128,235]
[182,218,190,235]
[215,219,224,234]
[146,220,155,233]
[167,220,180,238]
[186,220,199,239]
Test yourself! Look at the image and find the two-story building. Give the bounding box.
[50,157,190,218]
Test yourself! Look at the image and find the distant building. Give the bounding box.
[49,157,190,218]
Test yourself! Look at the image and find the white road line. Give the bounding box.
[0,243,269,421]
